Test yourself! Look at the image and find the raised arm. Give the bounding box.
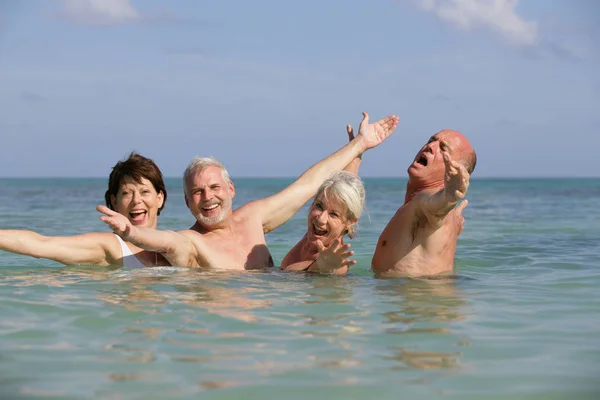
[344,123,362,175]
[0,229,120,266]
[97,205,198,267]
[415,148,470,227]
[256,112,399,233]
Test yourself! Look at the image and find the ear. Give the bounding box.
[229,181,235,199]
[110,194,117,210]
[157,191,165,209]
[345,218,358,235]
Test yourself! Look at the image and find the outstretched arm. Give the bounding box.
[255,112,399,233]
[97,205,198,267]
[415,148,470,228]
[0,229,120,266]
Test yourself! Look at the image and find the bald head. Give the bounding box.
[434,129,477,174]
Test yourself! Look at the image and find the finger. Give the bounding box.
[343,259,357,267]
[340,250,354,259]
[346,124,354,141]
[456,199,468,214]
[100,216,120,231]
[442,151,458,175]
[358,112,370,132]
[97,205,117,216]
[316,240,325,253]
[335,243,351,253]
[379,115,398,128]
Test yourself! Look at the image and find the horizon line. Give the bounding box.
[1,176,599,180]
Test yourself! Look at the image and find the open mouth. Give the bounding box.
[202,203,220,213]
[129,210,147,222]
[313,226,328,236]
[417,155,428,166]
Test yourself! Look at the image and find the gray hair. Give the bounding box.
[183,156,232,195]
[315,171,365,239]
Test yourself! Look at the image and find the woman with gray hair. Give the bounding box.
[281,119,367,275]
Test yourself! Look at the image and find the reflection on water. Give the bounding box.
[374,277,471,374]
[1,266,597,399]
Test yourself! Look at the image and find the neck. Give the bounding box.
[299,234,318,257]
[405,177,444,203]
[193,214,233,234]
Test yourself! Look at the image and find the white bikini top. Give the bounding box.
[114,234,146,268]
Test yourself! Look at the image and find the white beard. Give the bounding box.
[194,198,231,226]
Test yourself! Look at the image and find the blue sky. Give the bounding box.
[0,0,598,178]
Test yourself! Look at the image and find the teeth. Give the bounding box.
[314,226,327,235]
[130,210,145,215]
[203,204,218,210]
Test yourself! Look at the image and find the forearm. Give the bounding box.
[0,230,47,258]
[125,227,181,254]
[0,230,112,266]
[261,139,365,232]
[344,158,362,176]
[419,189,458,224]
[295,139,364,195]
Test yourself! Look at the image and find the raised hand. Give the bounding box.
[355,112,399,152]
[97,205,134,240]
[442,147,470,205]
[311,238,356,274]
[347,124,355,142]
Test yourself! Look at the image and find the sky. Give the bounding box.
[0,0,598,178]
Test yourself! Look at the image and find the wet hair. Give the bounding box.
[183,156,232,196]
[104,152,167,215]
[314,171,366,239]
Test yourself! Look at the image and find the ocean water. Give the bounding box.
[0,177,599,400]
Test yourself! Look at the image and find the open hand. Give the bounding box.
[97,205,134,240]
[312,238,356,274]
[442,148,470,204]
[355,112,399,152]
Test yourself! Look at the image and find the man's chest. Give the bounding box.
[200,228,272,270]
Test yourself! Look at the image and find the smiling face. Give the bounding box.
[185,165,235,228]
[111,176,164,229]
[407,129,472,184]
[306,191,356,248]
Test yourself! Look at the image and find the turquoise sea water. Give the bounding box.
[0,177,599,399]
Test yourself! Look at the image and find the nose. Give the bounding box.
[201,190,213,202]
[316,211,328,225]
[131,191,142,204]
[425,142,437,152]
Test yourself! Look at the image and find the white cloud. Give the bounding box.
[61,0,142,25]
[415,0,538,47]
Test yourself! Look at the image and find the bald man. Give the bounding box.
[371,129,477,277]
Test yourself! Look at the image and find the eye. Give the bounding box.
[210,185,220,190]
[315,203,323,210]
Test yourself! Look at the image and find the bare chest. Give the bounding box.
[373,206,458,274]
[199,224,273,270]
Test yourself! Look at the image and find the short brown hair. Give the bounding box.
[104,152,167,215]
